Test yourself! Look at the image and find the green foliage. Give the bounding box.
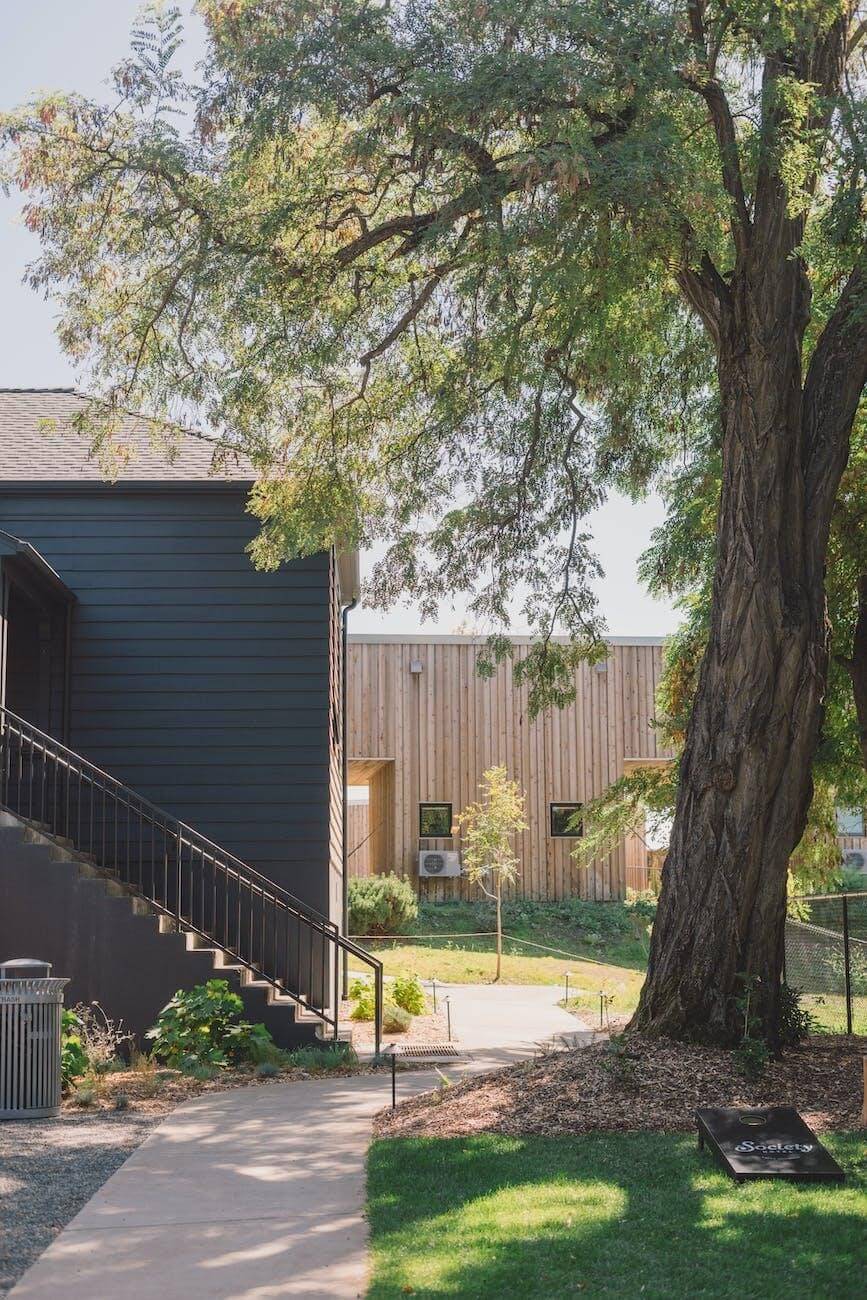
[778,985,817,1048]
[382,1002,413,1034]
[732,974,769,1079]
[61,1009,88,1089]
[454,766,527,897]
[255,1061,281,1079]
[623,890,658,924]
[348,873,418,936]
[571,767,677,874]
[284,1042,358,1072]
[391,973,426,1016]
[348,978,377,1022]
[146,979,274,1072]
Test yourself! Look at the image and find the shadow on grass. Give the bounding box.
[367,1132,865,1299]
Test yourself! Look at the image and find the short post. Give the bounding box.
[391,1051,396,1110]
[599,990,604,1029]
[431,977,437,1013]
[564,971,571,1008]
[445,995,452,1042]
[861,1055,867,1128]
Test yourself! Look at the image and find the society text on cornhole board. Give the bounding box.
[695,1106,845,1183]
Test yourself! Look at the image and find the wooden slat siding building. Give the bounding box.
[347,634,675,901]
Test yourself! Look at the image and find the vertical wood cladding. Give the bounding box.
[0,487,338,919]
[347,636,675,900]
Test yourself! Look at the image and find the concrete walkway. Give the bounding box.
[424,980,588,1057]
[10,985,589,1299]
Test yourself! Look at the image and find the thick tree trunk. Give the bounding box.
[634,258,839,1043]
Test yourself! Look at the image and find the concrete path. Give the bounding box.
[425,980,587,1057]
[10,985,589,1299]
[9,1073,427,1300]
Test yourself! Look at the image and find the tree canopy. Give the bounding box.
[5,0,867,1040]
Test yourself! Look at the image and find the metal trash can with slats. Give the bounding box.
[0,958,69,1120]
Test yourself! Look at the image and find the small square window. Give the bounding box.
[419,803,453,838]
[550,802,583,838]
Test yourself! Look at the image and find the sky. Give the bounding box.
[0,1,681,639]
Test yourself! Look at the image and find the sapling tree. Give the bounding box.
[454,766,528,982]
[4,1,867,1040]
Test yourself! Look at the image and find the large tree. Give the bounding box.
[4,1,867,1041]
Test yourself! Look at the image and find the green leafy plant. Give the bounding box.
[348,873,418,936]
[61,1009,88,1088]
[733,975,769,1080]
[391,973,426,1016]
[348,978,377,1022]
[146,980,274,1072]
[778,984,816,1047]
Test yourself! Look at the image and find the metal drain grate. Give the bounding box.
[393,1043,462,1058]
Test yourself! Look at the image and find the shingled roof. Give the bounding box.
[0,389,255,483]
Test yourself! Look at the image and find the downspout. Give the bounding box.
[341,595,358,997]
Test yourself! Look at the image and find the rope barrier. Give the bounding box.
[349,930,629,968]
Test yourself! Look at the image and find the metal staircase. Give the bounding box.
[0,707,383,1053]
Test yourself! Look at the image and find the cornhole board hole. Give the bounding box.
[695,1106,845,1184]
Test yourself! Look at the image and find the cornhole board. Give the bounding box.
[695,1106,845,1183]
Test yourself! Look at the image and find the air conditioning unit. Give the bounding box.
[418,850,461,878]
[843,848,867,874]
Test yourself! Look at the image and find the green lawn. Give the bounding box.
[367,1133,866,1299]
[356,901,649,996]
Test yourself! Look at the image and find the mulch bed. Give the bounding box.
[375,1033,866,1139]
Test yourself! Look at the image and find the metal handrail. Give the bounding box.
[0,706,383,1055]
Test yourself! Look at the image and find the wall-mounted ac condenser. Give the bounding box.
[418,850,461,878]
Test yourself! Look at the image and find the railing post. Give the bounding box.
[375,962,383,1059]
[842,894,853,1036]
[333,939,340,1042]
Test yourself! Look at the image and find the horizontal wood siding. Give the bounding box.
[0,488,335,916]
[347,637,675,900]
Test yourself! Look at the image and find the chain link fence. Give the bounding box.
[785,892,867,1035]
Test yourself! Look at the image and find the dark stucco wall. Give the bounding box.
[0,485,336,918]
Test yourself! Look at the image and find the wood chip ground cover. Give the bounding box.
[376,1034,866,1138]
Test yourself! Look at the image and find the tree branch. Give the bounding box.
[681,3,751,253]
[802,263,867,553]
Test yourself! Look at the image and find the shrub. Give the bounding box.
[284,1043,358,1072]
[113,1092,130,1112]
[348,873,418,936]
[392,972,426,1015]
[778,984,816,1046]
[61,1010,88,1089]
[68,1003,132,1073]
[71,1085,96,1107]
[383,1001,412,1033]
[255,1061,281,1079]
[146,979,274,1072]
[349,980,376,1021]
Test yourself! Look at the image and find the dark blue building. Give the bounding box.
[0,389,365,1045]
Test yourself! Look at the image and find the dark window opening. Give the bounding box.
[550,802,583,838]
[419,802,453,838]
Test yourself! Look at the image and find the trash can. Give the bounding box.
[0,958,69,1120]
